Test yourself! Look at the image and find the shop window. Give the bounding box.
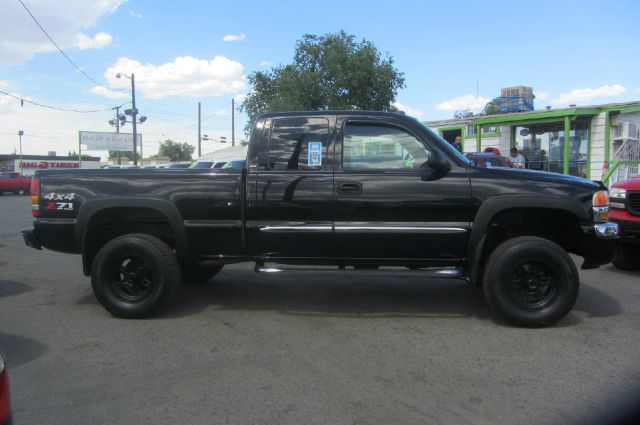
[467,124,476,135]
[513,121,589,178]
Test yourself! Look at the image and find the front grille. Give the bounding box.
[629,192,640,215]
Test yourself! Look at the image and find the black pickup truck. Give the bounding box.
[23,111,619,327]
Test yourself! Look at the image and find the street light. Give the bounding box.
[116,72,141,165]
[18,130,24,174]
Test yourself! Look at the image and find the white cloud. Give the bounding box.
[233,93,246,103]
[76,32,112,50]
[222,33,246,42]
[393,101,423,117]
[128,10,142,18]
[214,107,229,116]
[100,56,247,100]
[553,84,627,105]
[87,85,128,99]
[435,94,490,112]
[259,60,271,66]
[534,90,549,101]
[0,0,125,64]
[635,88,640,94]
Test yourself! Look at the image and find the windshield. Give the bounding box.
[191,161,214,169]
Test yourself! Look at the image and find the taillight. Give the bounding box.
[30,176,40,217]
[0,352,10,425]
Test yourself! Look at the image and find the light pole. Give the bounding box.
[108,106,122,165]
[18,130,24,174]
[116,72,139,165]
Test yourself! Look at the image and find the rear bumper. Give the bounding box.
[581,222,619,269]
[22,228,42,250]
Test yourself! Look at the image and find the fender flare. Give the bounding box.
[467,195,589,284]
[76,197,190,269]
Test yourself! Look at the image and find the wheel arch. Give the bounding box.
[467,195,589,285]
[76,198,190,276]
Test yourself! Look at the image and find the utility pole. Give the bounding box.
[198,102,201,157]
[131,73,138,165]
[231,98,235,147]
[18,130,24,174]
[115,106,121,165]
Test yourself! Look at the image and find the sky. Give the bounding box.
[1,0,639,160]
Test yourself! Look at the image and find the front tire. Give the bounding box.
[91,233,180,318]
[612,242,640,271]
[483,236,579,327]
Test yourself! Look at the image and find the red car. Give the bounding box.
[609,175,640,270]
[0,350,11,425]
[0,172,30,195]
[465,152,516,168]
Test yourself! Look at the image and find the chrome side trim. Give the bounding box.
[184,220,242,228]
[260,226,332,233]
[334,226,467,234]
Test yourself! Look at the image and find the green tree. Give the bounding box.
[453,109,474,119]
[241,31,405,132]
[481,98,502,116]
[108,150,137,161]
[158,140,195,162]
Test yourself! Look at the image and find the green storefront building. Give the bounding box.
[425,101,640,185]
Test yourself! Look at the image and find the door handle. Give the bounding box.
[337,183,362,195]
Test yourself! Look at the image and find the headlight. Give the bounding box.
[592,191,609,222]
[609,187,626,200]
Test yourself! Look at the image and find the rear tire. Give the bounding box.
[91,233,180,318]
[483,236,579,327]
[612,242,640,271]
[182,266,223,284]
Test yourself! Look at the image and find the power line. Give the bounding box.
[0,89,128,113]
[16,0,119,92]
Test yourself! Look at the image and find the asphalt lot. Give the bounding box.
[1,195,639,425]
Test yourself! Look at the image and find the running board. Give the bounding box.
[254,264,464,278]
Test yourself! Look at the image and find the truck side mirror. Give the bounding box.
[421,149,451,181]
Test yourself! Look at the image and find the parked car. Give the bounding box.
[22,111,619,327]
[222,160,246,169]
[465,152,516,168]
[0,172,30,195]
[168,162,193,169]
[190,161,215,169]
[609,175,640,270]
[0,350,11,425]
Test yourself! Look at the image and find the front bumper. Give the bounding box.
[581,222,619,269]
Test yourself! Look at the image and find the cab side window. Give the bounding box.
[268,117,330,171]
[343,122,430,171]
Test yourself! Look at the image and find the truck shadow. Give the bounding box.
[165,270,488,323]
[161,270,620,326]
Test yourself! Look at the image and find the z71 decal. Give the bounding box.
[42,192,76,211]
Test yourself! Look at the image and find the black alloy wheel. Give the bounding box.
[507,262,558,311]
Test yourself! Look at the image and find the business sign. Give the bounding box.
[79,131,142,151]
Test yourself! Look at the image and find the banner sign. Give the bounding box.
[79,131,141,151]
